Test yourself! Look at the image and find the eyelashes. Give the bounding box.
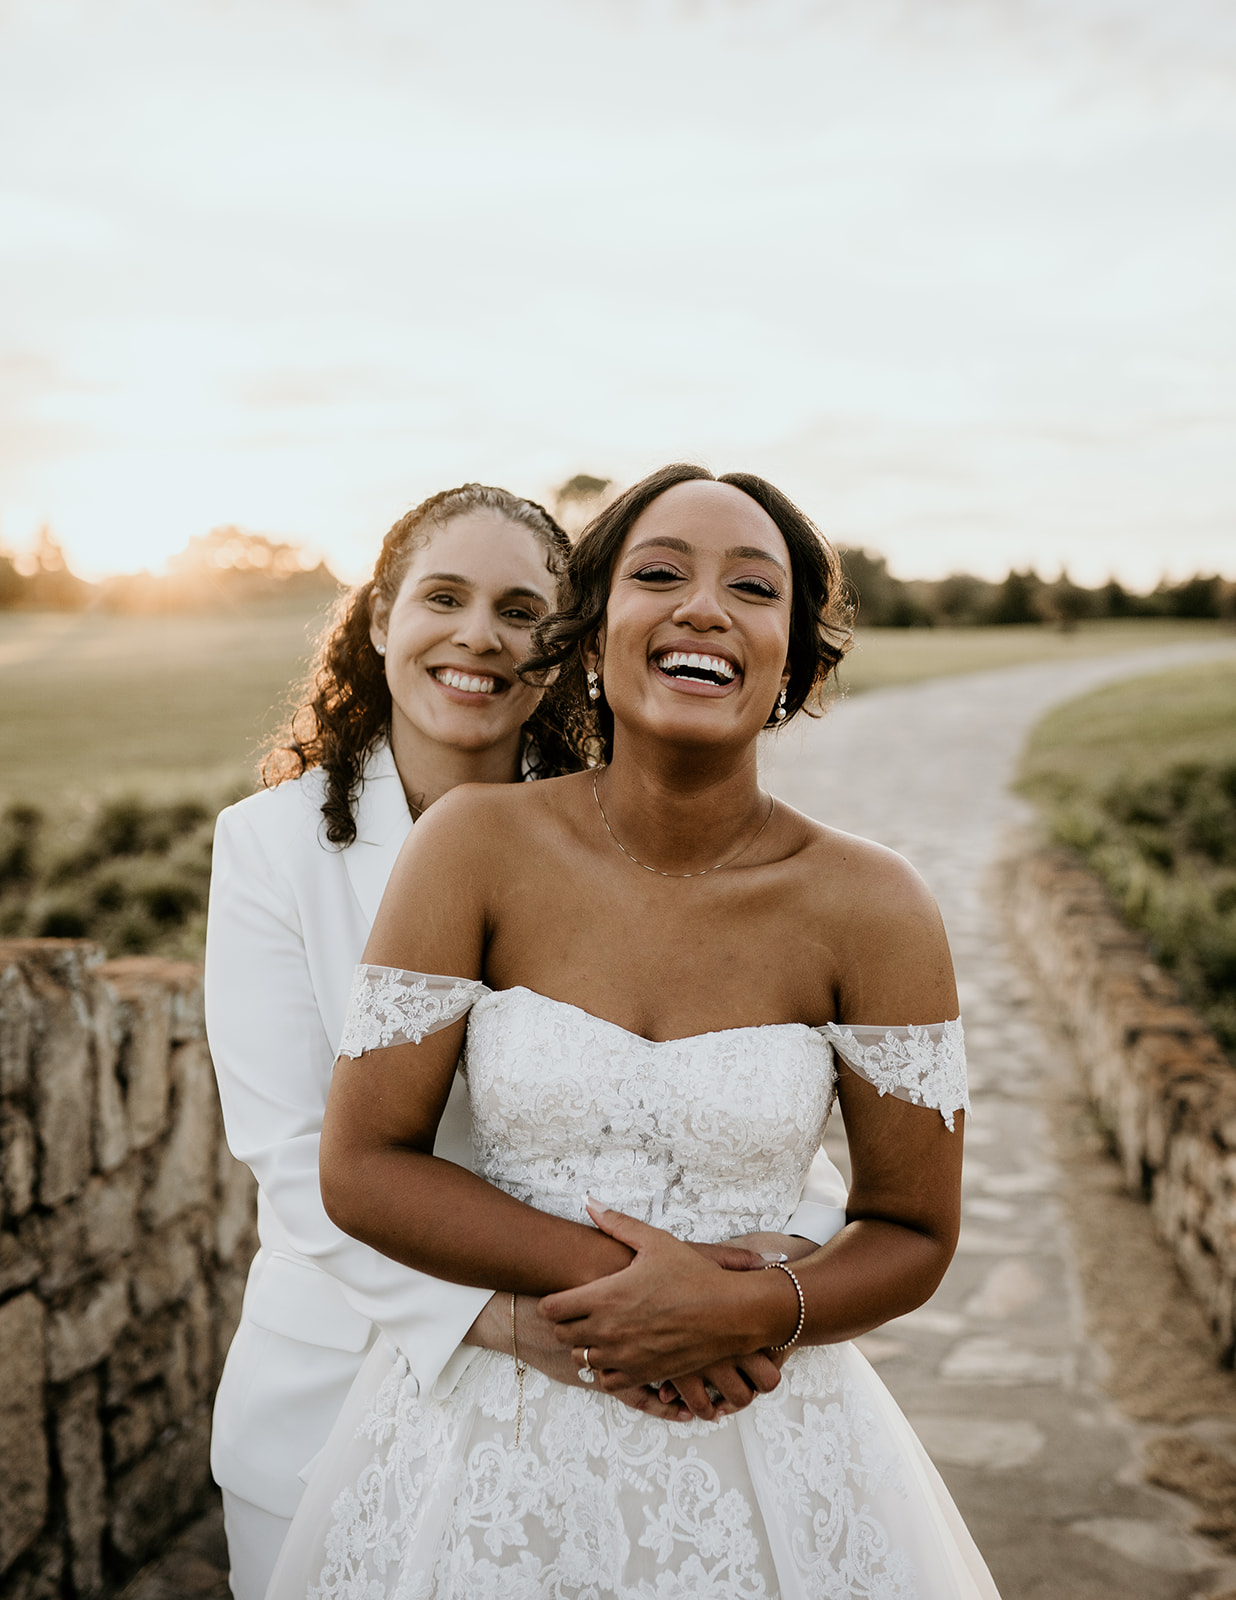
[422,591,541,622]
[630,566,781,601]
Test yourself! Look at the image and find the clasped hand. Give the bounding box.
[539,1203,812,1423]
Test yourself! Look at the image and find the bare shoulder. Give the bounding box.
[775,804,956,1023]
[779,805,934,916]
[366,777,587,975]
[389,771,587,888]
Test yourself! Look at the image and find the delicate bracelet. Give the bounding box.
[509,1292,528,1446]
[764,1261,806,1351]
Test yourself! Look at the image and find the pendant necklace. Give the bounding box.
[592,768,775,879]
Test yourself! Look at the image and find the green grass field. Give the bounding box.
[0,603,338,803]
[1,609,1223,802]
[1017,655,1236,803]
[0,604,337,956]
[836,617,1225,695]
[1017,657,1236,1053]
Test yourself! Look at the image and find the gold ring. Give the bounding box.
[578,1347,595,1384]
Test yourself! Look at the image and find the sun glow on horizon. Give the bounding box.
[2,0,1234,594]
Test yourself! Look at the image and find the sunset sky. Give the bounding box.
[2,0,1233,587]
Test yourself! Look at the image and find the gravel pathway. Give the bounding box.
[762,637,1236,1600]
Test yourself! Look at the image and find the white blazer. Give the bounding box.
[205,744,848,1520]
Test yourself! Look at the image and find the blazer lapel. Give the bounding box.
[342,744,414,927]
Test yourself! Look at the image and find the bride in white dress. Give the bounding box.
[268,464,1002,1598]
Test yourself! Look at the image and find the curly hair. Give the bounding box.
[520,464,853,764]
[262,484,580,844]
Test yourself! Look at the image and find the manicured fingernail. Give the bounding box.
[585,1194,607,1211]
[758,1251,788,1262]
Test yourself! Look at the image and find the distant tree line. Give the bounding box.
[550,474,1235,629]
[2,509,1232,627]
[837,548,1236,630]
[0,526,340,614]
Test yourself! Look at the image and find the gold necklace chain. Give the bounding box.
[592,768,776,879]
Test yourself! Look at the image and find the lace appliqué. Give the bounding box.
[337,966,490,1059]
[310,1346,920,1599]
[464,989,835,1244]
[821,1019,969,1131]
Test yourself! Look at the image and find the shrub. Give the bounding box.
[0,788,240,959]
[36,904,91,939]
[1051,762,1236,1053]
[0,804,41,887]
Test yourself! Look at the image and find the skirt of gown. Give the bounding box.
[266,1333,1002,1599]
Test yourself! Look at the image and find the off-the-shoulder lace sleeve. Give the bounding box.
[337,966,492,1059]
[819,1019,969,1131]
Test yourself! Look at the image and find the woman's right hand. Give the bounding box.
[661,1234,806,1418]
[595,1233,808,1416]
[580,1235,782,1421]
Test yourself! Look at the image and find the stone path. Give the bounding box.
[126,636,1236,1600]
[762,637,1236,1600]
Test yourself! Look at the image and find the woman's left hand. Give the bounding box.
[539,1204,786,1407]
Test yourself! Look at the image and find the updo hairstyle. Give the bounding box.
[263,484,579,844]
[521,463,853,764]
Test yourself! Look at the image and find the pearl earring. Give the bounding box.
[375,643,386,657]
[774,689,787,721]
[587,669,601,702]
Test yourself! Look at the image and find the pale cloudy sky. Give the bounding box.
[1,0,1233,586]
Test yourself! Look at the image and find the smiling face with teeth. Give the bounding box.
[653,649,738,686]
[369,511,555,778]
[592,480,792,755]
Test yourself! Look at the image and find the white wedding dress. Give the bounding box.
[266,973,1001,1600]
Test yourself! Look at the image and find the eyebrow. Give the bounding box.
[417,572,552,602]
[623,537,788,577]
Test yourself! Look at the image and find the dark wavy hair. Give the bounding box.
[262,484,580,844]
[521,464,853,764]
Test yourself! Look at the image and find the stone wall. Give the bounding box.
[0,941,256,1599]
[1009,848,1236,1359]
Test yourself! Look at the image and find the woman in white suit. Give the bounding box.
[204,483,849,1600]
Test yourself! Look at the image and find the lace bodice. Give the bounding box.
[465,987,836,1240]
[337,969,968,1240]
